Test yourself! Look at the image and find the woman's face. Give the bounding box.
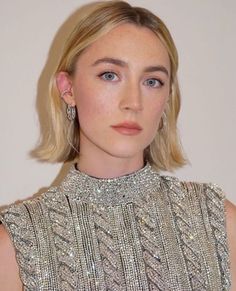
[59,23,170,164]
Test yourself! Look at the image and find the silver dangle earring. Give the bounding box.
[66,104,76,121]
[60,89,76,121]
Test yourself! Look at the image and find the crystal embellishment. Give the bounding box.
[0,163,231,290]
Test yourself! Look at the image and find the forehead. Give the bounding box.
[77,23,170,69]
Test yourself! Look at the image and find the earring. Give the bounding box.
[66,104,76,121]
[60,89,76,121]
[159,112,167,130]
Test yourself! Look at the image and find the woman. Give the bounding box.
[0,1,235,290]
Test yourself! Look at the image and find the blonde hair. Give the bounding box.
[34,0,187,171]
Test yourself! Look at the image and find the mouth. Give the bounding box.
[111,122,143,135]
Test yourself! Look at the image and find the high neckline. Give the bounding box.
[61,162,161,205]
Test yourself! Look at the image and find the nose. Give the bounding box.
[119,81,143,112]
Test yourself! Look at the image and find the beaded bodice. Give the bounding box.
[0,163,231,290]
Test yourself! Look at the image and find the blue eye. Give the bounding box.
[144,78,164,88]
[99,72,118,81]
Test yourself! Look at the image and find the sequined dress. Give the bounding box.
[0,163,231,290]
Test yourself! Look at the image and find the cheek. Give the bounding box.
[73,84,112,122]
[147,97,167,122]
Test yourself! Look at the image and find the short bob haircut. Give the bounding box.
[35,0,187,171]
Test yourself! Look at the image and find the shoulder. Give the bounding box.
[225,199,236,289]
[225,199,236,240]
[0,186,59,221]
[0,224,22,290]
[159,174,224,202]
[0,186,60,253]
[159,175,227,222]
[225,198,236,220]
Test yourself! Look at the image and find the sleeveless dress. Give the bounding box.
[0,163,231,290]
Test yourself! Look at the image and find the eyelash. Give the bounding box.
[98,71,164,88]
[99,71,118,81]
[144,78,164,88]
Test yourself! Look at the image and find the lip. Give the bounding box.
[111,122,142,135]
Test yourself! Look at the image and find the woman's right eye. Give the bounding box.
[99,72,118,81]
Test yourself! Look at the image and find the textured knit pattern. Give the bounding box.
[0,163,231,290]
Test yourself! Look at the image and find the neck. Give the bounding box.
[77,152,144,179]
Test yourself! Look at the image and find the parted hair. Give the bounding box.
[34,0,187,171]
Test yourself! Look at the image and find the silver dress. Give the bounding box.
[0,163,231,290]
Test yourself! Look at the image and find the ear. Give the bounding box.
[56,71,76,106]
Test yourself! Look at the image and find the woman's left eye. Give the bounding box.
[99,72,118,81]
[144,78,164,88]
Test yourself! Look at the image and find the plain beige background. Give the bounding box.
[0,0,235,206]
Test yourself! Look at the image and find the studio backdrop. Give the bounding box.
[0,0,235,206]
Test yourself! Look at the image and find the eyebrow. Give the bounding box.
[92,57,169,77]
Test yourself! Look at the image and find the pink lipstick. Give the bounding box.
[111,122,142,135]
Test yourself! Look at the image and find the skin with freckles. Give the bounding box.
[0,22,235,291]
[57,23,171,178]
